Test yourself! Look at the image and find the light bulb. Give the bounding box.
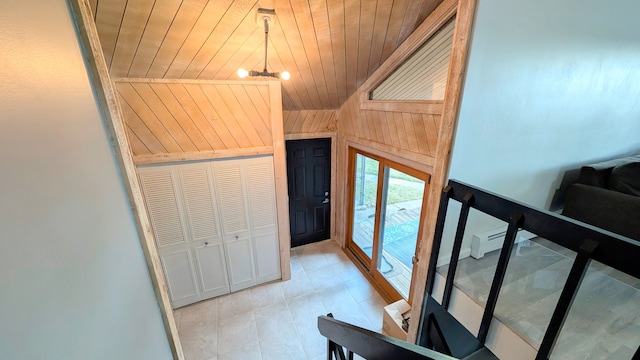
[280,71,290,80]
[237,68,249,78]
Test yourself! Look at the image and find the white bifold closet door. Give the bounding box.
[138,156,280,308]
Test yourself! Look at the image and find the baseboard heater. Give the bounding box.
[470,226,537,259]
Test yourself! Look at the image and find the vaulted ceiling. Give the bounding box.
[89,0,442,110]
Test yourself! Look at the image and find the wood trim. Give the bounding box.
[344,147,431,303]
[269,81,292,281]
[406,0,479,343]
[284,132,336,141]
[113,77,272,86]
[359,0,458,95]
[344,135,435,171]
[133,147,274,165]
[359,99,444,114]
[68,0,183,358]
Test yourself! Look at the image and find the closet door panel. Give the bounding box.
[161,248,200,308]
[224,234,256,292]
[253,231,280,282]
[194,243,230,298]
[177,165,221,242]
[214,162,249,235]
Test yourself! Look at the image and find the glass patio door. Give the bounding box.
[347,149,429,301]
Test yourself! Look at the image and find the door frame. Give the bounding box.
[284,133,337,244]
[345,146,431,302]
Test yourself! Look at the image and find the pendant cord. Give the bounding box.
[263,17,269,73]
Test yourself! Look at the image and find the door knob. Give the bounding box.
[204,242,209,246]
[323,198,329,204]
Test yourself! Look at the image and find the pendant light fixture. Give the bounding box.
[238,8,290,80]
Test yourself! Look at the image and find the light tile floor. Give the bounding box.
[174,239,388,360]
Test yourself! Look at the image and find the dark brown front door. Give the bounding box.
[286,138,331,247]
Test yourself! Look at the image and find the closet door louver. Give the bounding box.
[139,171,186,248]
[214,164,249,234]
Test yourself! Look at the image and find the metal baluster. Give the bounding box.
[442,193,474,310]
[477,212,524,344]
[536,239,598,360]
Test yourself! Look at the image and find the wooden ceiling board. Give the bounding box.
[127,0,183,77]
[91,0,442,110]
[367,0,394,78]
[163,1,237,78]
[94,0,127,68]
[182,0,258,79]
[110,0,156,77]
[145,0,209,78]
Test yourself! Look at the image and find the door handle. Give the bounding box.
[323,198,329,204]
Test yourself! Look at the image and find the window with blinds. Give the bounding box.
[370,17,455,101]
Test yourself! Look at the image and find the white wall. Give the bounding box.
[0,1,173,359]
[441,0,640,255]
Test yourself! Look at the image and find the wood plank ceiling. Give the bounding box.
[89,0,441,110]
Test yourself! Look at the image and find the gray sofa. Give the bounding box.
[562,154,640,241]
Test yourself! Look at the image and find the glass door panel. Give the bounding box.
[350,154,379,260]
[376,168,425,299]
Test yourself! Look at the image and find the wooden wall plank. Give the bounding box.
[130,82,198,152]
[209,85,266,147]
[242,85,272,131]
[187,84,252,148]
[118,98,167,154]
[166,83,231,149]
[151,83,213,151]
[117,82,182,153]
[412,113,430,155]
[116,80,281,158]
[125,125,152,156]
[227,85,273,146]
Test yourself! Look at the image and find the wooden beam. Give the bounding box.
[67,0,183,359]
[359,99,444,114]
[133,147,275,165]
[343,135,436,171]
[406,0,479,343]
[269,81,292,281]
[112,77,272,86]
